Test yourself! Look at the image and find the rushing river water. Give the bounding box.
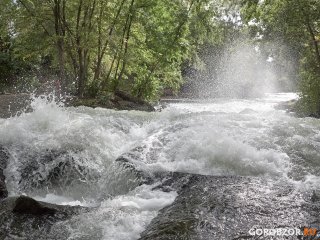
[0,92,319,239]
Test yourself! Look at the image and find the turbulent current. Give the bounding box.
[0,93,319,239]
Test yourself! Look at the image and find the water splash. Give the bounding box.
[0,92,319,239]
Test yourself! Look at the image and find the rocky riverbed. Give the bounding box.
[140,173,320,239]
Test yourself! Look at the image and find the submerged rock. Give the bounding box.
[0,172,7,200]
[275,98,320,118]
[116,155,154,185]
[0,196,87,239]
[140,173,320,240]
[0,147,8,199]
[16,149,100,196]
[239,108,257,114]
[71,90,155,112]
[13,196,57,215]
[275,99,298,112]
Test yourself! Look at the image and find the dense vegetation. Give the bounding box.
[0,0,225,100]
[240,0,320,116]
[0,0,320,116]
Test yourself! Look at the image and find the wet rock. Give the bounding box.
[140,173,320,240]
[276,99,320,118]
[0,171,7,200]
[116,155,154,185]
[115,99,155,112]
[70,90,155,112]
[0,147,8,199]
[0,147,7,170]
[275,99,298,111]
[17,149,100,196]
[116,123,187,169]
[311,190,320,202]
[0,196,87,240]
[113,90,155,112]
[239,108,257,114]
[13,196,57,215]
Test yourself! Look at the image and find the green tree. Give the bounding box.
[240,0,320,116]
[0,0,224,101]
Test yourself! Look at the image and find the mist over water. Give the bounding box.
[182,41,295,98]
[216,43,278,97]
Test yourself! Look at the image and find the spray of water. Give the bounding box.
[216,42,278,97]
[182,38,296,98]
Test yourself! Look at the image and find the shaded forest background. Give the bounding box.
[0,0,319,115]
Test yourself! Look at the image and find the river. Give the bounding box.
[0,92,319,239]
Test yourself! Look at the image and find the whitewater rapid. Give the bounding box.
[0,92,319,239]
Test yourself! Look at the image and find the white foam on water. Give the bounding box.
[34,193,94,207]
[1,92,320,239]
[52,184,177,240]
[123,93,320,190]
[166,93,299,114]
[0,95,156,197]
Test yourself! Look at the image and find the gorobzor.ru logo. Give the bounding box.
[248,226,302,237]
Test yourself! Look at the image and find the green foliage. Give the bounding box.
[298,55,320,116]
[241,0,320,116]
[8,0,314,104]
[0,0,222,100]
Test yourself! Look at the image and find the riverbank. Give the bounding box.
[276,98,320,118]
[69,90,155,112]
[0,92,155,119]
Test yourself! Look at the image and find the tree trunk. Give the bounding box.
[93,0,127,82]
[306,21,320,69]
[101,53,117,91]
[53,0,66,94]
[117,0,135,86]
[77,50,85,97]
